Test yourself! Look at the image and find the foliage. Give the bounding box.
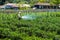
[0,0,60,5]
[0,0,5,5]
[0,12,60,40]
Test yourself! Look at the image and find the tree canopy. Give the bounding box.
[50,0,60,5]
[0,0,60,5]
[0,0,5,5]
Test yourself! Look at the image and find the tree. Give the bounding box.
[38,0,46,3]
[50,0,60,8]
[0,0,5,5]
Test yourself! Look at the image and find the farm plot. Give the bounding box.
[0,12,60,40]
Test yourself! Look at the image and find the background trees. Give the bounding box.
[0,0,60,7]
[0,0,5,5]
[50,0,60,5]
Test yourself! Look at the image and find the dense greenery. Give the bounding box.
[0,12,60,40]
[0,0,60,5]
[0,0,5,5]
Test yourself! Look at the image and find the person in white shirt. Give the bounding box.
[18,12,21,20]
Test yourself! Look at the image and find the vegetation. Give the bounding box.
[0,12,60,40]
[0,0,5,5]
[0,0,60,5]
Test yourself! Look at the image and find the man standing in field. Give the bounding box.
[18,12,21,20]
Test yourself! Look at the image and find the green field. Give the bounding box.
[0,12,60,40]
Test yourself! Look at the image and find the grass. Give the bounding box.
[0,12,60,40]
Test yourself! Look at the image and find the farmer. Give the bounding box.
[18,12,21,20]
